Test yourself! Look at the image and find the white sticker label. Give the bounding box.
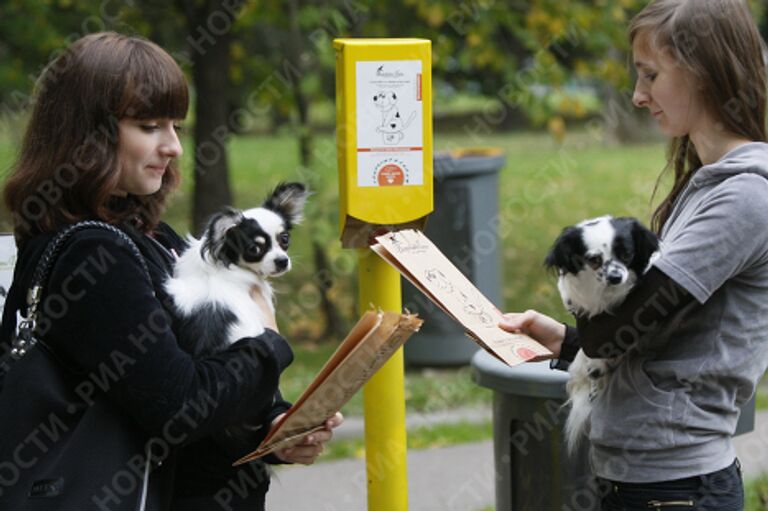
[0,235,17,317]
[356,60,423,187]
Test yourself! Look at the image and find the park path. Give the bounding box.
[266,409,768,510]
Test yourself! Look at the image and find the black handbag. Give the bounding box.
[0,221,157,510]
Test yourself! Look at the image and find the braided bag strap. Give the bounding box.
[30,220,149,289]
[11,221,149,359]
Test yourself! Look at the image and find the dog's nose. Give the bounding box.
[274,257,289,271]
[606,273,623,285]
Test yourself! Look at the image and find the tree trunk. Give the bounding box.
[312,240,346,339]
[287,0,312,166]
[285,0,345,339]
[182,0,240,234]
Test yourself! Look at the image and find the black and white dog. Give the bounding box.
[165,182,309,357]
[544,215,659,454]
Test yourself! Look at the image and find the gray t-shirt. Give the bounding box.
[590,142,768,482]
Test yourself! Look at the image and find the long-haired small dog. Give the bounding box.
[544,215,659,454]
[165,182,309,357]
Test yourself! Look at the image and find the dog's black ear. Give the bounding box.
[544,226,585,275]
[627,218,659,275]
[263,182,310,228]
[201,207,244,265]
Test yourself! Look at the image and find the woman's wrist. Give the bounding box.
[550,323,579,371]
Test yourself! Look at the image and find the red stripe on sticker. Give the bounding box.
[417,73,422,101]
[358,147,423,152]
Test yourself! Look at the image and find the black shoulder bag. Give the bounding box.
[0,221,156,511]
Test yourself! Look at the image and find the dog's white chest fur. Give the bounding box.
[558,272,636,318]
[165,236,273,345]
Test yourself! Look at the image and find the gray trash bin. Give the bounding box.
[471,349,757,511]
[471,350,597,511]
[403,148,505,366]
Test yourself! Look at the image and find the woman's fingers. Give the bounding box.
[499,309,539,332]
[325,412,344,429]
[276,412,343,465]
[279,443,324,464]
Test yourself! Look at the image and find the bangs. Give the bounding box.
[628,1,701,72]
[117,41,189,120]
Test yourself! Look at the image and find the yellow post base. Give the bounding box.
[358,248,408,511]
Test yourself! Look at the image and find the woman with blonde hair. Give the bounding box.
[502,1,767,509]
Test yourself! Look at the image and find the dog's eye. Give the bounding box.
[585,254,603,270]
[247,244,265,258]
[278,232,290,249]
[614,246,631,263]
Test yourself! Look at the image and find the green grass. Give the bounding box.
[320,420,493,462]
[746,474,768,510]
[437,129,668,325]
[0,128,668,335]
[183,129,668,335]
[759,373,768,411]
[2,126,765,413]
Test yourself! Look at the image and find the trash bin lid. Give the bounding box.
[470,349,569,399]
[434,148,506,179]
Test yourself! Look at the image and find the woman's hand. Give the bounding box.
[273,412,344,465]
[499,309,565,361]
[250,286,278,332]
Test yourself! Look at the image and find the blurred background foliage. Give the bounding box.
[0,0,766,345]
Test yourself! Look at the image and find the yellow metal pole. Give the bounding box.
[358,247,408,511]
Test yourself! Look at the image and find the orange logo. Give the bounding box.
[516,347,539,361]
[377,164,405,186]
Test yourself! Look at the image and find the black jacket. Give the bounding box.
[0,222,292,510]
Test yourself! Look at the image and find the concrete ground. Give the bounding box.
[266,410,768,511]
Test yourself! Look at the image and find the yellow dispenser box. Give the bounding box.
[334,38,433,247]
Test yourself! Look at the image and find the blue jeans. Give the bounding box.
[599,459,743,511]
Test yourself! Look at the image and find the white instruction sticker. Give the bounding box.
[0,235,17,317]
[356,60,423,187]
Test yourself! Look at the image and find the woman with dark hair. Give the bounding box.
[0,32,340,510]
[501,1,767,510]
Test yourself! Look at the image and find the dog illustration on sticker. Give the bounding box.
[372,90,416,145]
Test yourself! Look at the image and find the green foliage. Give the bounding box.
[357,0,649,127]
[2,0,766,136]
[0,0,147,106]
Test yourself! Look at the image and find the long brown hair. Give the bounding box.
[629,0,767,233]
[3,32,189,245]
